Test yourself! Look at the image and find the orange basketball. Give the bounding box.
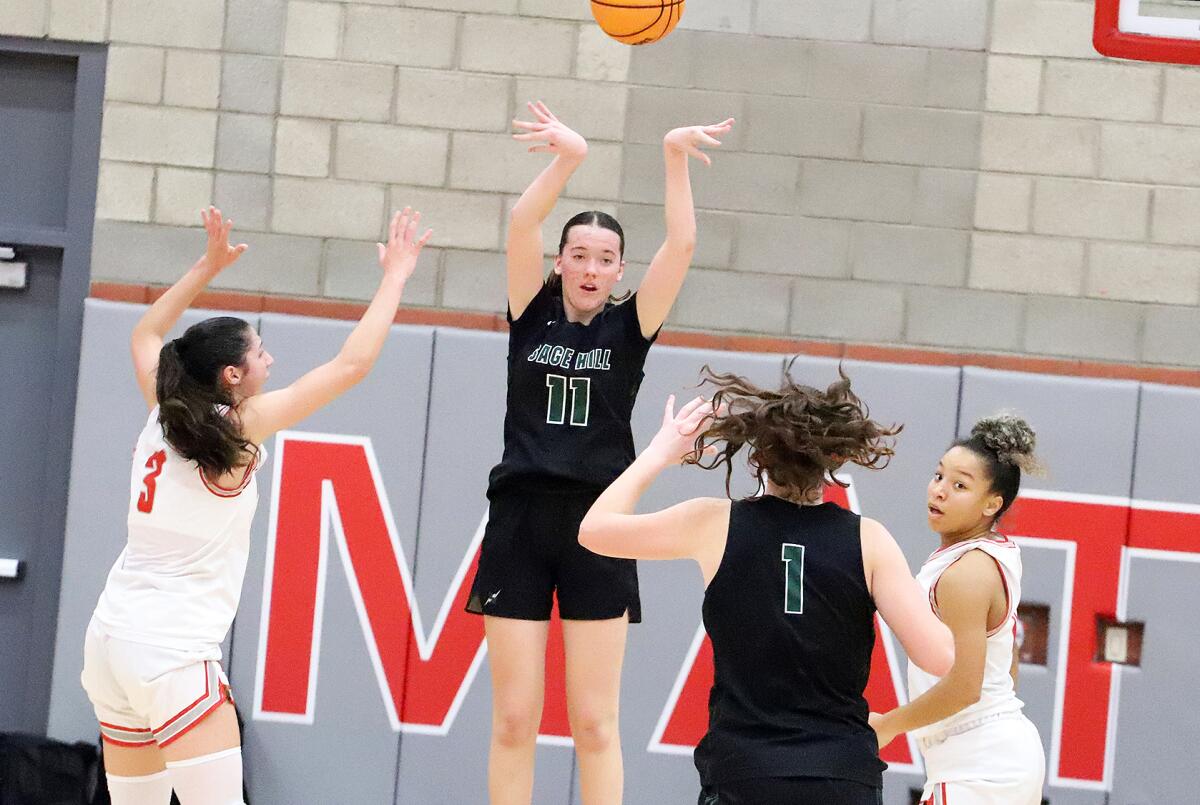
[591,0,686,46]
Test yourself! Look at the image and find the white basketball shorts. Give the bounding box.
[81,619,232,748]
[918,711,1046,805]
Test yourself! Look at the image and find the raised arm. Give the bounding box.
[237,208,431,444]
[130,207,247,409]
[862,518,955,677]
[869,551,997,750]
[635,118,734,339]
[507,101,588,319]
[579,395,728,582]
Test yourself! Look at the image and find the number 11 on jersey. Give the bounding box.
[782,543,805,614]
[546,375,591,426]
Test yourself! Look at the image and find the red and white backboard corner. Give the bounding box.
[1095,0,1200,64]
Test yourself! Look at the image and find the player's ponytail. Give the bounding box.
[687,364,902,501]
[954,415,1043,520]
[155,316,257,477]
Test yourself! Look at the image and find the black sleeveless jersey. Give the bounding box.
[487,282,657,497]
[694,497,885,788]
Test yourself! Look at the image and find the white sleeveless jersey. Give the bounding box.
[91,407,265,653]
[907,535,1025,739]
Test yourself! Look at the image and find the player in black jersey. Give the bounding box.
[466,101,735,805]
[580,370,955,805]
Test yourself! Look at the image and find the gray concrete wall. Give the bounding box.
[3,1,1200,367]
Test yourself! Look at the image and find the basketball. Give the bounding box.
[590,0,685,46]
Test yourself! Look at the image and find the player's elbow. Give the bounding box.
[949,677,983,710]
[915,641,955,678]
[335,358,371,389]
[508,202,539,231]
[577,520,601,552]
[666,234,696,258]
[576,518,611,555]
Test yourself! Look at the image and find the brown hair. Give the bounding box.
[686,364,902,500]
[157,316,258,476]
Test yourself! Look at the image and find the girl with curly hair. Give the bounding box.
[579,368,955,805]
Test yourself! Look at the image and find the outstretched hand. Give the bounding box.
[377,207,433,283]
[200,206,248,273]
[646,394,719,467]
[663,118,736,166]
[511,100,588,160]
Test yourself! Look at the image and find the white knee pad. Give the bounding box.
[165,747,245,805]
[105,770,172,805]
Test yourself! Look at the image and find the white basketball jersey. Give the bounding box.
[91,407,266,653]
[907,535,1025,739]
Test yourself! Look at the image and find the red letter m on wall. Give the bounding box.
[252,433,487,733]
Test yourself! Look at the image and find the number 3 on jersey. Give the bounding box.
[782,543,805,614]
[546,375,591,426]
[136,450,167,513]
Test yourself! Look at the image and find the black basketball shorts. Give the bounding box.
[465,489,641,623]
[698,777,883,805]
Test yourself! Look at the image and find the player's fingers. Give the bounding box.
[662,394,676,425]
[404,210,421,243]
[677,395,708,420]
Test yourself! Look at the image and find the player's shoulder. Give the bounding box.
[939,548,1005,594]
[858,516,894,547]
[677,496,731,521]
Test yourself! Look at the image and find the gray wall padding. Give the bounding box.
[48,301,1200,804]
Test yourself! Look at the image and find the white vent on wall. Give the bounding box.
[0,245,27,290]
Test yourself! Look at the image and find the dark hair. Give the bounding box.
[557,210,624,257]
[953,415,1042,520]
[548,210,630,302]
[156,316,257,477]
[687,364,902,501]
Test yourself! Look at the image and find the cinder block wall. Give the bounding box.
[4,0,1200,367]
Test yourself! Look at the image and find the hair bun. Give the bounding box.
[971,414,1043,476]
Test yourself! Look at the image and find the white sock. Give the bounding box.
[105,770,172,805]
[165,747,245,805]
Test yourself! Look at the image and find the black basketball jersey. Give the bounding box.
[487,281,657,497]
[694,497,885,789]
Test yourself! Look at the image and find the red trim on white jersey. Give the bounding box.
[928,548,1013,637]
[198,453,258,498]
[983,551,1012,637]
[928,533,1014,562]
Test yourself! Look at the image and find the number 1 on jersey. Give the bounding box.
[137,449,167,513]
[781,543,805,614]
[545,375,591,427]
